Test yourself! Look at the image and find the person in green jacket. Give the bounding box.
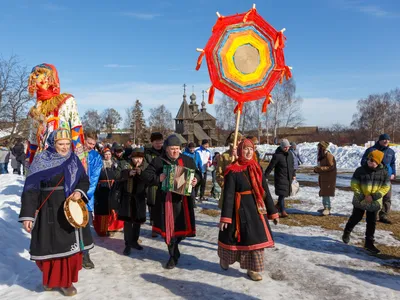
[342,150,390,254]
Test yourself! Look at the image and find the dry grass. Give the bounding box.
[284,199,302,208]
[376,211,400,240]
[279,213,349,231]
[199,209,220,217]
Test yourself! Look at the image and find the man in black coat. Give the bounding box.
[144,132,164,237]
[264,139,296,217]
[141,134,200,269]
[12,140,26,175]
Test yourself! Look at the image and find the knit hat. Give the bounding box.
[318,141,329,149]
[379,133,390,141]
[114,144,123,151]
[150,132,163,142]
[368,150,384,165]
[290,142,296,147]
[130,147,145,158]
[202,139,209,145]
[164,135,181,148]
[280,139,290,148]
[188,142,196,148]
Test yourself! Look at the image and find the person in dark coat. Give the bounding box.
[360,133,396,224]
[142,134,200,269]
[264,139,296,217]
[144,132,164,237]
[12,140,26,175]
[218,139,279,281]
[93,147,124,237]
[118,148,148,255]
[19,129,93,296]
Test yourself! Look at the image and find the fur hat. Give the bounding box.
[225,131,243,146]
[318,141,330,149]
[368,150,384,165]
[150,132,163,142]
[280,139,290,148]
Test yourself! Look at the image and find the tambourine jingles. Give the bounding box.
[64,196,89,228]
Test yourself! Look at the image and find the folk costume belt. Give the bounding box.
[235,190,252,242]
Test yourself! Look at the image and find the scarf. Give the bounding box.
[225,139,266,214]
[24,130,85,198]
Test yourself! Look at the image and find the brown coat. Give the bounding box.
[216,149,233,208]
[314,151,337,197]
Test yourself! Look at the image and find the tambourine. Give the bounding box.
[64,196,89,228]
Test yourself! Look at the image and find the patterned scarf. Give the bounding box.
[225,139,266,214]
[24,129,85,198]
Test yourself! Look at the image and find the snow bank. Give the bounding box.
[211,142,400,173]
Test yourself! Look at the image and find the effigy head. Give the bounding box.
[28,63,60,97]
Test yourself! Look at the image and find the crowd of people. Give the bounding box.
[7,63,397,296]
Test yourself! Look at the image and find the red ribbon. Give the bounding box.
[208,85,215,104]
[262,95,272,113]
[195,51,205,71]
[234,102,244,113]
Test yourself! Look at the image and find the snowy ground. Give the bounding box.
[1,168,399,300]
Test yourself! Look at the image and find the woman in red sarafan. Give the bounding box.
[94,147,124,236]
[19,129,93,296]
[218,139,279,281]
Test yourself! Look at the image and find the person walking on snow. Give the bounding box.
[264,139,295,218]
[342,150,390,254]
[314,141,337,216]
[195,139,212,201]
[360,133,396,224]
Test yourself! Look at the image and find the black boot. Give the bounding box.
[364,239,380,254]
[342,230,351,244]
[82,252,95,269]
[165,257,176,269]
[131,241,143,251]
[378,217,392,224]
[123,246,131,256]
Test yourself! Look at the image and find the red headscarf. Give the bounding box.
[29,63,61,101]
[225,139,266,213]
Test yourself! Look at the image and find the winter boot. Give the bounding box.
[342,230,351,244]
[247,270,262,281]
[378,217,392,224]
[220,259,229,270]
[322,208,331,216]
[43,285,52,291]
[364,240,380,254]
[281,211,288,218]
[165,257,176,269]
[123,246,131,256]
[131,241,143,251]
[82,252,95,269]
[317,208,325,214]
[60,284,77,296]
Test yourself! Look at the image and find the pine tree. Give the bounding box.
[130,99,147,144]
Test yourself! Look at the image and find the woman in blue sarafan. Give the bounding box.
[19,129,93,296]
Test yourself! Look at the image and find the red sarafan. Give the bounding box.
[195,4,292,113]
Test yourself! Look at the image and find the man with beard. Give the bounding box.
[142,135,200,269]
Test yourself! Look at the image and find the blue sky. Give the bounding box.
[1,0,399,127]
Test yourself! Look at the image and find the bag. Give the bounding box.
[109,181,122,210]
[352,196,381,212]
[290,180,300,197]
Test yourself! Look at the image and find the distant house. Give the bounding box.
[175,89,219,146]
[261,126,319,144]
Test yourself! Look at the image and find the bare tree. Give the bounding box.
[82,109,102,133]
[148,104,174,137]
[0,55,34,144]
[101,108,122,134]
[215,94,237,130]
[124,106,133,129]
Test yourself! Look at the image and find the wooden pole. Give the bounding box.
[232,109,242,162]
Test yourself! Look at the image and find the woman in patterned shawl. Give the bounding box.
[19,129,93,296]
[218,139,279,281]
